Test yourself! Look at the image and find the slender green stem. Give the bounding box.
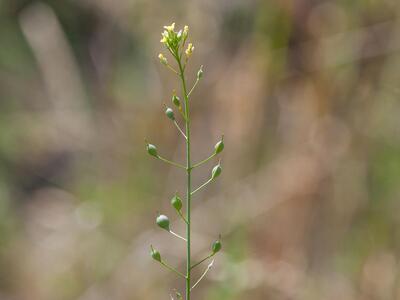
[170,230,187,241]
[177,210,189,224]
[191,259,214,291]
[190,253,214,270]
[191,178,213,195]
[174,121,187,139]
[156,155,186,169]
[159,260,186,278]
[177,56,192,300]
[192,153,216,169]
[166,64,179,75]
[187,78,199,98]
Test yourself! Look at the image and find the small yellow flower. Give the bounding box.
[164,22,175,32]
[183,25,189,38]
[185,43,194,57]
[158,53,168,65]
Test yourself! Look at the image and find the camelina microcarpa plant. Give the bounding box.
[146,23,224,300]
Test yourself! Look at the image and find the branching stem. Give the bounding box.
[177,210,189,224]
[169,230,187,241]
[191,259,214,291]
[191,253,215,270]
[158,260,186,279]
[191,178,213,195]
[174,121,187,139]
[188,78,199,98]
[157,155,186,169]
[177,52,193,300]
[192,153,216,169]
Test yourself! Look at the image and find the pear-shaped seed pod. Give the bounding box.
[211,164,222,179]
[146,143,158,157]
[165,107,175,120]
[150,246,161,262]
[171,195,182,211]
[172,95,180,107]
[156,214,170,231]
[214,138,224,154]
[212,240,222,254]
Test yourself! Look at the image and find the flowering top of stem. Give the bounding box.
[160,22,191,56]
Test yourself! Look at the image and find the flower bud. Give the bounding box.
[165,107,175,120]
[172,95,180,107]
[212,240,222,254]
[156,214,170,231]
[185,43,194,57]
[175,291,183,300]
[158,53,168,65]
[214,136,224,154]
[197,66,203,80]
[171,194,182,211]
[183,25,189,39]
[211,163,222,179]
[146,143,158,157]
[150,245,161,262]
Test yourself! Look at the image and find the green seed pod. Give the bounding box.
[214,136,224,154]
[212,240,222,254]
[197,66,203,80]
[156,214,170,231]
[211,163,222,179]
[150,245,161,262]
[172,95,180,107]
[171,194,182,211]
[165,107,175,120]
[146,143,158,157]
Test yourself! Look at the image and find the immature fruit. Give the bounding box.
[156,214,170,231]
[158,53,168,65]
[146,143,158,157]
[172,95,180,107]
[150,246,161,262]
[211,164,222,179]
[212,240,222,254]
[197,66,203,79]
[214,137,224,154]
[165,107,175,120]
[171,195,182,211]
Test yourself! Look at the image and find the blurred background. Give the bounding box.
[1,0,400,299]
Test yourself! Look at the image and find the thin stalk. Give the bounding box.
[177,57,191,300]
[191,178,213,195]
[169,230,187,241]
[166,64,180,75]
[190,259,214,291]
[187,78,199,97]
[159,260,186,279]
[190,253,214,270]
[174,121,187,139]
[157,155,186,169]
[192,153,216,169]
[177,210,189,224]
